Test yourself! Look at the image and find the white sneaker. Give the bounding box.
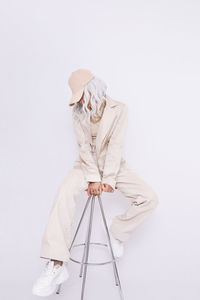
[106,218,124,258]
[32,260,69,297]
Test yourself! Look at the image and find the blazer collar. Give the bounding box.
[105,94,119,108]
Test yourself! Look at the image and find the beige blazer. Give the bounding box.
[72,95,128,190]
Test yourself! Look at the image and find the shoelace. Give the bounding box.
[39,262,61,283]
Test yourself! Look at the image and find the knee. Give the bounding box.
[147,188,159,209]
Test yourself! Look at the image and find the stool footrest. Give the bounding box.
[69,242,118,265]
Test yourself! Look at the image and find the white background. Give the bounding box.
[0,0,199,299]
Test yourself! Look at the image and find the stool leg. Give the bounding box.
[97,195,124,300]
[79,236,87,277]
[97,195,119,286]
[79,197,92,277]
[56,195,92,295]
[81,195,95,300]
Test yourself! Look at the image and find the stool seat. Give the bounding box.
[56,194,124,300]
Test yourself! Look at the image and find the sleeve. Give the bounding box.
[101,104,128,190]
[72,116,102,183]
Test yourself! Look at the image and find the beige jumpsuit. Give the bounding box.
[40,115,159,262]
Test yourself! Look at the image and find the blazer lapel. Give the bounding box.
[95,96,117,156]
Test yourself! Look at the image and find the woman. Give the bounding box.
[32,68,159,297]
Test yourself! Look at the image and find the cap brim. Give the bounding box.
[69,88,84,106]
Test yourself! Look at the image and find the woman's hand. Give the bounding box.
[85,182,103,196]
[102,183,114,193]
[85,182,114,195]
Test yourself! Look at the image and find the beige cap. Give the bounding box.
[68,68,94,106]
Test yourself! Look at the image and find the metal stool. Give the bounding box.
[56,194,124,300]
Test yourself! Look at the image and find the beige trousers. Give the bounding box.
[40,156,159,262]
